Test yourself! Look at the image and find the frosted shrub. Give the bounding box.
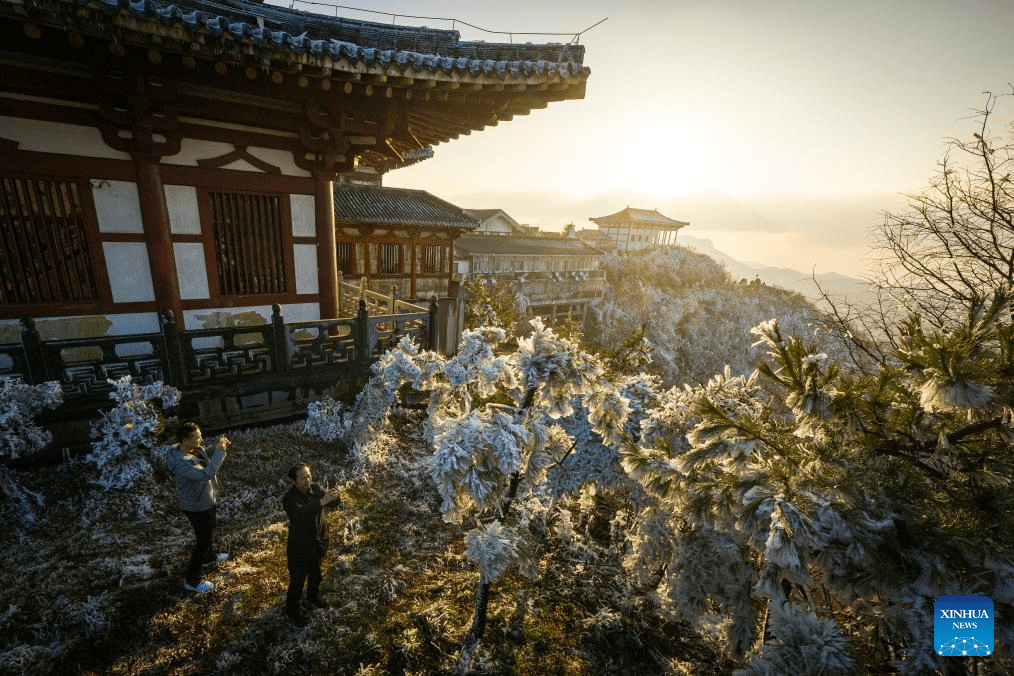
[463,520,519,584]
[304,336,427,458]
[303,396,353,442]
[86,376,181,491]
[57,591,111,638]
[0,376,62,461]
[0,377,62,524]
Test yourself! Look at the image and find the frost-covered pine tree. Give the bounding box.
[615,97,1014,672]
[333,318,631,655]
[619,287,1013,674]
[462,276,522,343]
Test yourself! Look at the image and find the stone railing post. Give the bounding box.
[337,271,344,317]
[160,310,187,388]
[19,317,49,384]
[428,295,439,351]
[356,299,370,364]
[272,304,289,376]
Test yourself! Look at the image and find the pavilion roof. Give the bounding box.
[589,207,689,229]
[333,185,479,230]
[0,0,590,173]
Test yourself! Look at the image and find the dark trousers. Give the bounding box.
[286,556,322,617]
[183,507,218,585]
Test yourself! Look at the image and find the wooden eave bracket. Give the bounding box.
[197,145,282,174]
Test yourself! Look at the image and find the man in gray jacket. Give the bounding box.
[167,422,231,593]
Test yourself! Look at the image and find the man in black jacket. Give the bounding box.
[283,462,341,627]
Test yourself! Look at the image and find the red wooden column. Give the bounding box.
[314,171,339,320]
[133,155,184,328]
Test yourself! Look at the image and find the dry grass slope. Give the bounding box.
[0,412,731,675]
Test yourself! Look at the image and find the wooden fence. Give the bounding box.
[0,300,437,452]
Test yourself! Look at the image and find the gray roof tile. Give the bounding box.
[455,235,603,257]
[62,0,587,80]
[333,185,479,230]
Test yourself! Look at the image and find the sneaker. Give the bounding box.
[287,612,308,628]
[306,597,329,609]
[203,552,229,566]
[183,580,214,593]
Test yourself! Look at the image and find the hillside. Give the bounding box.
[0,248,824,676]
[586,246,826,386]
[2,243,1010,675]
[0,419,731,675]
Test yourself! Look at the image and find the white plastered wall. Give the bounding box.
[290,194,315,236]
[165,184,211,300]
[102,242,155,302]
[290,193,318,296]
[0,115,130,160]
[162,138,311,177]
[91,180,144,233]
[1,117,323,331]
[183,303,320,331]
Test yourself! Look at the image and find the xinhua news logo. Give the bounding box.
[935,596,993,657]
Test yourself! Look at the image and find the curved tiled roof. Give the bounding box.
[2,0,589,173]
[51,0,587,80]
[463,208,511,221]
[333,185,479,230]
[456,235,603,257]
[590,207,689,228]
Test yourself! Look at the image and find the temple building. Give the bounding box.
[462,209,524,236]
[0,0,591,432]
[331,184,478,305]
[0,0,589,340]
[588,207,688,252]
[455,219,605,323]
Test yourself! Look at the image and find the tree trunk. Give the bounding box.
[460,384,537,652]
[463,470,521,648]
[464,579,492,649]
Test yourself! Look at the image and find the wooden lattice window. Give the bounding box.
[0,176,99,305]
[379,243,401,274]
[421,244,445,274]
[337,242,356,276]
[209,191,287,296]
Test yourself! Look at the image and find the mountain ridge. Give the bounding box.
[678,234,876,304]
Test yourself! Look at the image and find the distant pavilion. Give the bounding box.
[589,207,689,252]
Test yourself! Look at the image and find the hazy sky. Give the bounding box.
[274,0,1013,276]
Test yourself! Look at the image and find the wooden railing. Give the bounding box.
[1,299,436,408]
[338,273,428,317]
